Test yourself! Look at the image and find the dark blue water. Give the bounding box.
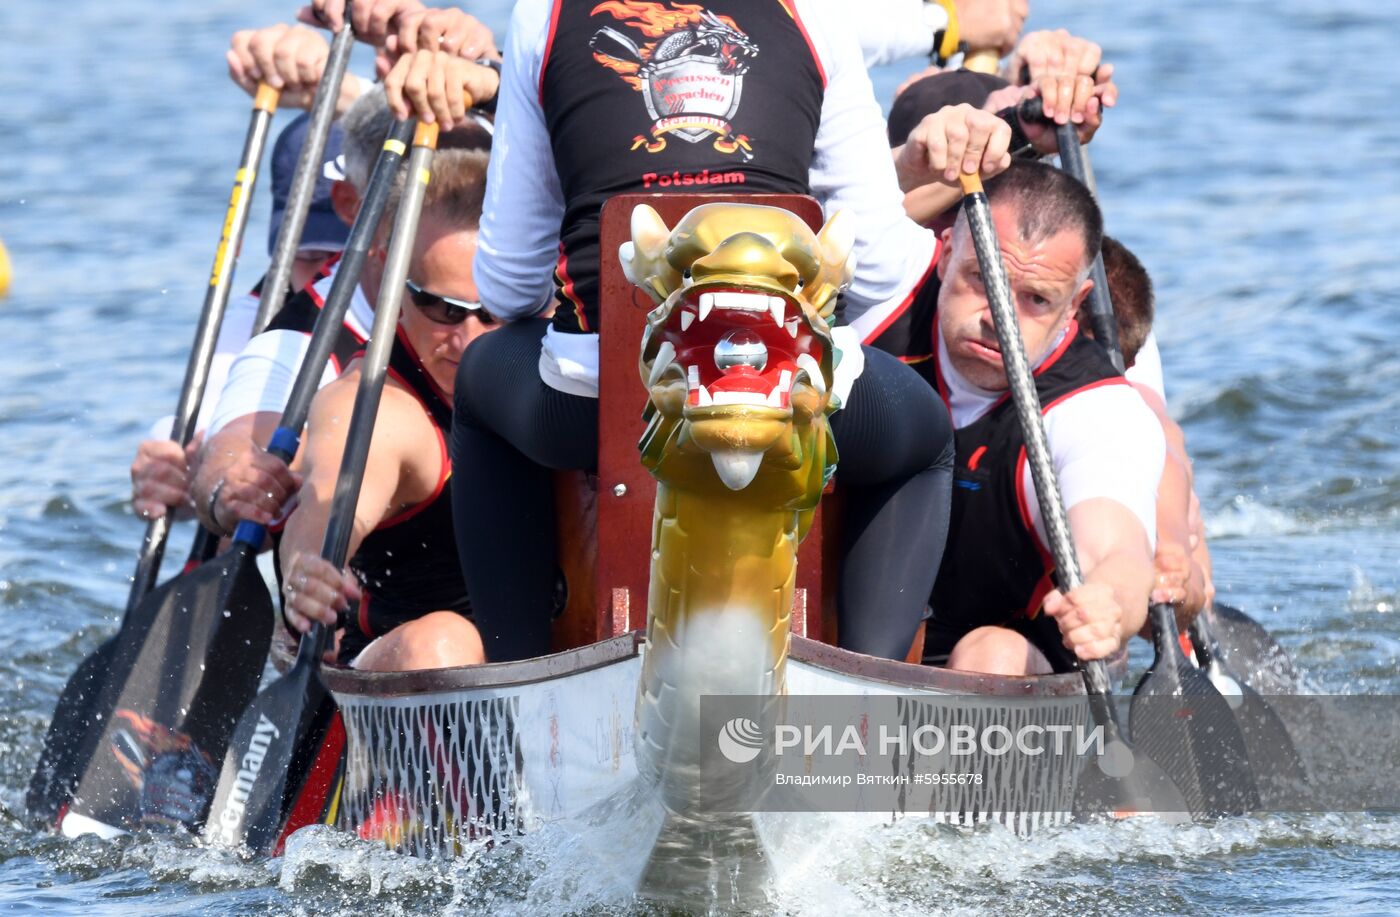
[1,0,1397,913]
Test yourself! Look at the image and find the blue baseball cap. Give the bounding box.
[268,113,351,256]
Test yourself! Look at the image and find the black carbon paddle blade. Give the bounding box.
[59,548,273,837]
[1130,604,1260,818]
[204,641,330,855]
[27,638,120,824]
[1190,618,1307,799]
[1207,603,1301,696]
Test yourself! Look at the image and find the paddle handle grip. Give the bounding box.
[964,49,1000,74]
[253,16,356,334]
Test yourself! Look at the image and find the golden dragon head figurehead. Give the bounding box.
[625,202,855,502]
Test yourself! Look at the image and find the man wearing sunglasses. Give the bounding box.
[276,146,499,673]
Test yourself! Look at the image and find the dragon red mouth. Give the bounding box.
[650,286,826,411]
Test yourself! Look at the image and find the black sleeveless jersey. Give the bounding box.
[347,328,471,646]
[539,0,824,333]
[929,321,1126,635]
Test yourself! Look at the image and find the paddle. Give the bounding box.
[27,84,282,826]
[1200,602,1301,695]
[51,116,419,840]
[1129,603,1260,815]
[205,120,440,856]
[956,170,1207,818]
[251,13,356,335]
[1187,611,1305,797]
[1051,124,1124,371]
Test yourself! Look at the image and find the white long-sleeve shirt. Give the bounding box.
[477,0,939,396]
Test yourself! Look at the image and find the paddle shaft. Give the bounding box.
[297,121,440,665]
[229,118,417,549]
[127,84,280,610]
[956,173,1120,717]
[251,17,355,334]
[1054,125,1123,372]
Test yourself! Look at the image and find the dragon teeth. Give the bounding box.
[696,384,713,407]
[698,293,714,322]
[680,310,695,332]
[710,449,763,491]
[687,365,700,390]
[648,341,676,387]
[796,353,826,394]
[715,291,768,312]
[785,317,800,339]
[768,296,785,327]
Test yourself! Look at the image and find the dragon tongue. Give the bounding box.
[710,449,764,491]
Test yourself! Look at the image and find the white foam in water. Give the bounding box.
[1205,494,1308,538]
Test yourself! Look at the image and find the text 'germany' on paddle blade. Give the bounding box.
[59,548,274,836]
[1129,604,1260,818]
[204,647,330,854]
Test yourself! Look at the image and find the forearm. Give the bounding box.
[1084,548,1152,644]
[901,182,961,225]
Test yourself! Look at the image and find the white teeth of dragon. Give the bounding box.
[696,384,713,407]
[766,369,793,407]
[687,364,700,391]
[711,391,769,406]
[711,449,763,491]
[698,293,714,322]
[714,291,769,312]
[785,317,800,339]
[680,309,695,332]
[648,341,675,387]
[768,296,785,327]
[796,353,826,394]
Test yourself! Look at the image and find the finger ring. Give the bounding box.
[283,581,296,596]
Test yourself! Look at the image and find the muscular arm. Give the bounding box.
[278,374,408,578]
[1068,498,1153,644]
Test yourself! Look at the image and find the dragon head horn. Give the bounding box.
[807,210,857,318]
[620,204,678,304]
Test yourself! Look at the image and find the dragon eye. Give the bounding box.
[682,267,694,286]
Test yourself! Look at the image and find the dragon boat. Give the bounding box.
[271,194,1127,893]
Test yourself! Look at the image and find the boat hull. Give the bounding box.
[300,635,1121,859]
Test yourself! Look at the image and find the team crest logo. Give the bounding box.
[589,1,759,157]
[110,709,217,829]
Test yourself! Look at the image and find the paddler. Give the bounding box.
[1080,236,1215,627]
[919,161,1165,675]
[275,141,495,671]
[187,92,493,542]
[321,0,1026,664]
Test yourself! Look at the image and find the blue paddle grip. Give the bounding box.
[232,519,266,548]
[267,426,301,463]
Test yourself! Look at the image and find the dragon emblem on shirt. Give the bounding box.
[589,1,759,156]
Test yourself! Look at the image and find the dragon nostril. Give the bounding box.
[714,329,767,373]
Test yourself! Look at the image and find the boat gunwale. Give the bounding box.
[278,631,1123,700]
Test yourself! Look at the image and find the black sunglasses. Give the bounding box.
[405,279,496,325]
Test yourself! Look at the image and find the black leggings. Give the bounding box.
[451,320,953,662]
